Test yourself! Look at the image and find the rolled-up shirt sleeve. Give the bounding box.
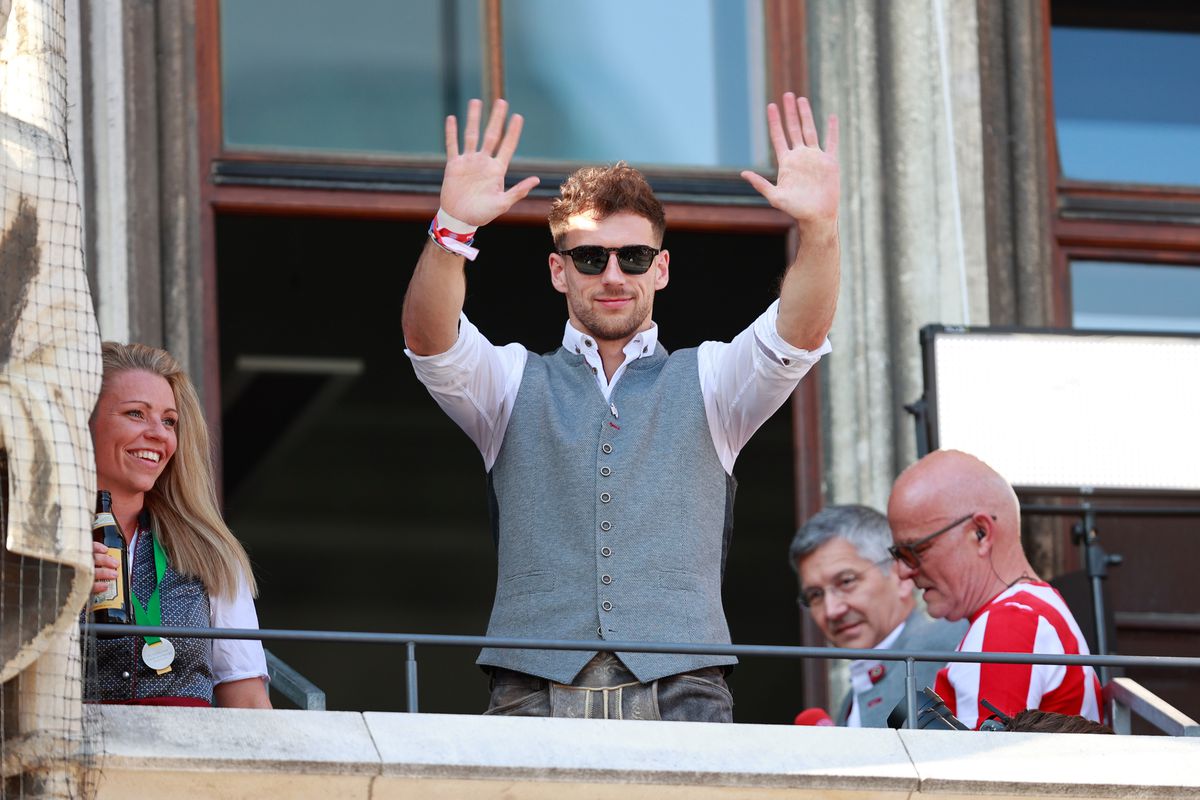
[699,299,831,472]
[405,313,527,470]
[210,575,269,685]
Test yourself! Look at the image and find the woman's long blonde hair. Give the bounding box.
[99,342,256,600]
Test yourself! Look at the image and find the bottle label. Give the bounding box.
[92,546,126,611]
[93,512,116,530]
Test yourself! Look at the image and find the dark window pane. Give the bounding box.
[1072,261,1200,332]
[1052,26,1200,186]
[502,0,767,169]
[221,0,482,157]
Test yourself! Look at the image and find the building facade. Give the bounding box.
[71,0,1199,721]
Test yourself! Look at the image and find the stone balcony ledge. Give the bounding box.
[91,705,1200,799]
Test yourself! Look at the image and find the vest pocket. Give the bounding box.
[499,570,556,597]
[655,568,701,591]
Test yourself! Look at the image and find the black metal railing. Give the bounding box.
[89,622,1200,731]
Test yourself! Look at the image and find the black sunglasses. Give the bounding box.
[888,512,996,570]
[558,245,661,275]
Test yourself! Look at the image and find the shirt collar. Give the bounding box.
[561,320,659,362]
[847,620,907,693]
[874,619,906,651]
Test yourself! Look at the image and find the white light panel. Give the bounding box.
[931,331,1200,492]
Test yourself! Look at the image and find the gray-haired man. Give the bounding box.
[790,505,966,727]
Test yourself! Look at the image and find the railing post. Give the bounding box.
[406,641,419,713]
[1111,695,1131,735]
[905,657,917,729]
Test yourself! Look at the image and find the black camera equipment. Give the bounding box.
[887,687,969,730]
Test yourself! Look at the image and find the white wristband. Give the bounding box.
[435,208,479,236]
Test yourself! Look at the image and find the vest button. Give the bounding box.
[601,443,613,454]
[121,671,131,680]
[602,600,613,611]
[597,626,603,637]
[601,546,612,557]
[600,466,612,477]
[600,521,611,531]
[600,492,612,503]
[601,575,612,585]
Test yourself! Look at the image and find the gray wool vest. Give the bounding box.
[480,344,738,684]
[87,523,214,704]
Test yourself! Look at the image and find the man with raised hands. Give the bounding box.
[403,94,840,722]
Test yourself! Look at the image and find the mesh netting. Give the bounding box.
[2,0,103,796]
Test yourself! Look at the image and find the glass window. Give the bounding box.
[501,0,768,169]
[221,0,482,157]
[1052,26,1200,186]
[1072,261,1200,333]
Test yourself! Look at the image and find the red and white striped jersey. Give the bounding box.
[934,581,1102,729]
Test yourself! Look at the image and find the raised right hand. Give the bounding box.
[440,98,540,227]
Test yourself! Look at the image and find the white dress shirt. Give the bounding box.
[128,530,269,685]
[406,299,831,472]
[846,620,906,728]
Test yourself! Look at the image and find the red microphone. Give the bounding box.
[794,707,834,726]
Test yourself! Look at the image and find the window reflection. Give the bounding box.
[221,0,482,157]
[1072,261,1200,333]
[502,0,767,169]
[1052,26,1200,186]
[220,0,769,169]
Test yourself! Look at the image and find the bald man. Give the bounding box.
[887,450,1102,729]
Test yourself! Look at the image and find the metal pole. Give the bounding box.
[1080,506,1112,684]
[905,657,917,729]
[406,641,419,713]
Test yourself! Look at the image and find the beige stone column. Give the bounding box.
[79,0,204,386]
[807,0,990,509]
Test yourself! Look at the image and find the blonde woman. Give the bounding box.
[88,342,270,708]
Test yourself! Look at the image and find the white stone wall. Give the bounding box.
[92,706,1200,799]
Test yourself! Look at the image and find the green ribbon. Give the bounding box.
[129,527,168,646]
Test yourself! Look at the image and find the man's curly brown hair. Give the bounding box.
[1004,709,1114,734]
[548,162,665,249]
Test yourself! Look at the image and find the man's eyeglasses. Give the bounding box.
[798,558,893,609]
[888,512,996,569]
[558,245,661,275]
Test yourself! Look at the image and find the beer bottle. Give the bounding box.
[91,490,130,625]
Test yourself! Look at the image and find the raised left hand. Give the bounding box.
[741,93,839,227]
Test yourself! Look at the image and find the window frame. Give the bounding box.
[194,0,817,385]
[1043,0,1200,326]
[1041,2,1200,723]
[193,0,824,610]
[194,0,826,716]
[198,0,808,211]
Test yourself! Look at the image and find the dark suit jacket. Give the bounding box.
[836,608,967,728]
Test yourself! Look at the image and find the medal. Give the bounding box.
[142,638,175,674]
[130,523,176,675]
